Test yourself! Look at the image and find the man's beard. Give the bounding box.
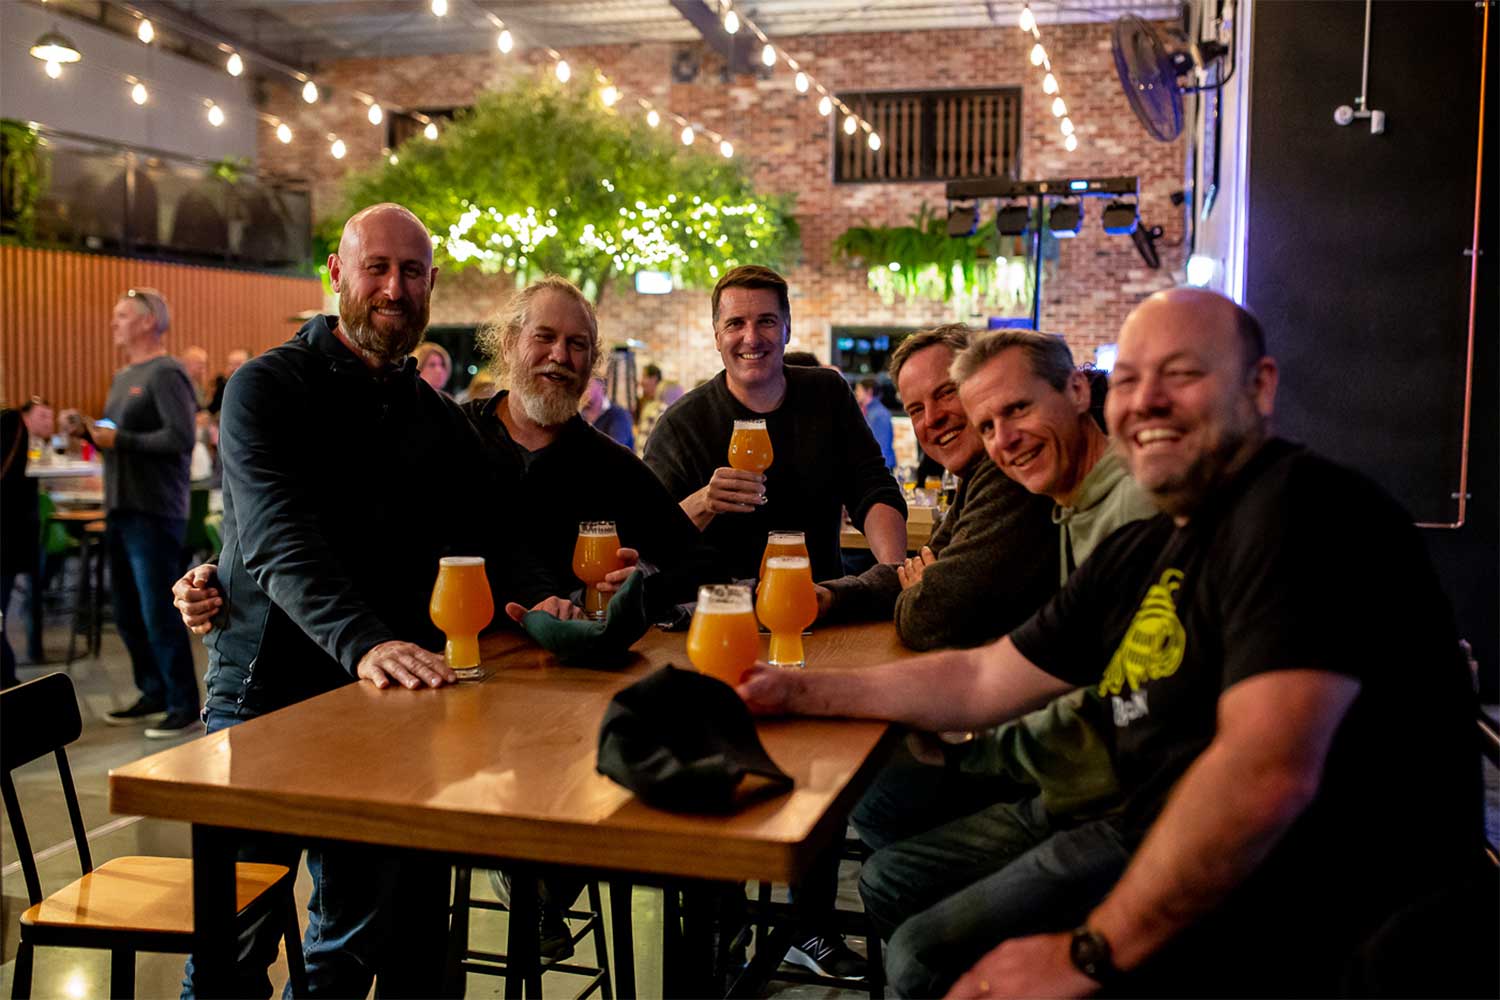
[511,362,586,426]
[339,287,428,364]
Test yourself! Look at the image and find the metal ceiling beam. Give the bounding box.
[668,0,758,75]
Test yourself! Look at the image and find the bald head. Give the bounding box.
[329,202,437,365]
[1122,288,1266,372]
[338,203,432,264]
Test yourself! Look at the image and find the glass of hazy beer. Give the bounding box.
[686,584,760,686]
[757,555,817,668]
[429,556,494,679]
[728,418,773,474]
[573,521,624,621]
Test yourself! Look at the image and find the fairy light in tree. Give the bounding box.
[424,121,439,140]
[600,84,619,107]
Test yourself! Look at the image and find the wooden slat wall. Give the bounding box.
[0,246,323,414]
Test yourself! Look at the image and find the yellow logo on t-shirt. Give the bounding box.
[1099,568,1186,698]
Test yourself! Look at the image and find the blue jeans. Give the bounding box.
[881,809,1130,998]
[181,708,455,999]
[106,510,198,715]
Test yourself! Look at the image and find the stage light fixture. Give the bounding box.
[1048,200,1083,238]
[995,202,1031,236]
[1101,200,1139,235]
[946,202,979,237]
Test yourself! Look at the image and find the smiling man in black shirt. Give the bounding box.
[737,288,1480,997]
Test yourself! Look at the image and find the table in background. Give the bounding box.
[842,503,938,552]
[25,459,102,480]
[110,622,908,997]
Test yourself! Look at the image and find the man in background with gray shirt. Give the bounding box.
[70,287,199,737]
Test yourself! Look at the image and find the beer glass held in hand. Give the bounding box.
[757,556,818,668]
[429,556,495,677]
[728,418,773,474]
[686,584,760,686]
[573,520,624,621]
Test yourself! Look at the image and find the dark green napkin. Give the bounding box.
[520,570,650,666]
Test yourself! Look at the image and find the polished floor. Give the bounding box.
[0,612,867,999]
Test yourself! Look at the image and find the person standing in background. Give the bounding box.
[1,396,55,685]
[582,375,635,451]
[856,376,897,469]
[413,341,452,394]
[635,362,661,423]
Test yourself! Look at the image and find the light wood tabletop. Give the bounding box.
[109,621,909,885]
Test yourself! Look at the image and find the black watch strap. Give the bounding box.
[1069,926,1118,984]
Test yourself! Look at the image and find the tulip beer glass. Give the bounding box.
[687,584,760,686]
[757,555,818,668]
[728,419,773,474]
[573,521,624,620]
[429,556,495,677]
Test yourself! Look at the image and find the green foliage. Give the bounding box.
[1,119,50,243]
[832,204,1035,317]
[210,156,251,184]
[328,79,799,301]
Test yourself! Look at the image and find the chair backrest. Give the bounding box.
[0,673,93,905]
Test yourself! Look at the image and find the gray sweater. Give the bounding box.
[101,355,196,521]
[821,457,1057,650]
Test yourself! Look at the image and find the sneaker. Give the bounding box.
[144,711,202,739]
[103,697,166,726]
[485,870,574,962]
[784,933,868,980]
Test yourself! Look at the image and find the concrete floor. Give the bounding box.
[1,611,869,1000]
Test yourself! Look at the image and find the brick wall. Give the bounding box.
[258,22,1184,388]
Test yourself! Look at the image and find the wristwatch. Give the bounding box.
[1068,926,1118,984]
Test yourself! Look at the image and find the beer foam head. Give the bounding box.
[732,419,767,430]
[767,531,805,545]
[439,555,486,567]
[765,556,810,571]
[578,520,618,536]
[697,583,753,613]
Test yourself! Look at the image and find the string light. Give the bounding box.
[795,71,809,93]
[137,19,154,44]
[843,114,858,135]
[1042,73,1058,94]
[131,81,148,104]
[1030,43,1046,66]
[430,0,448,15]
[389,153,399,165]
[1019,7,1079,151]
[1060,117,1075,136]
[680,125,695,145]
[720,139,734,157]
[206,103,225,127]
[368,103,383,124]
[600,84,619,107]
[1019,5,1036,32]
[276,122,293,143]
[331,138,347,159]
[226,52,243,77]
[424,121,439,140]
[723,10,740,33]
[868,133,881,150]
[301,80,318,103]
[1064,134,1078,151]
[555,60,571,82]
[646,109,660,128]
[1052,97,1067,117]
[761,43,776,67]
[497,29,513,53]
[818,95,833,116]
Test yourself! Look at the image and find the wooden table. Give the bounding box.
[110,622,908,997]
[841,504,939,552]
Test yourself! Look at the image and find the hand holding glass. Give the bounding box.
[573,521,624,620]
[429,556,494,677]
[757,556,818,668]
[687,584,760,686]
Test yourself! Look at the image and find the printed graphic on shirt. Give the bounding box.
[1099,569,1186,725]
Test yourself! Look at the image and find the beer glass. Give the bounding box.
[757,555,818,668]
[429,556,495,676]
[728,419,774,474]
[687,584,760,686]
[573,520,624,620]
[757,530,808,600]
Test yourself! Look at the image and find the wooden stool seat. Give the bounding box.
[21,856,291,936]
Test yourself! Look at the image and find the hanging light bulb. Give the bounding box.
[1064,134,1078,151]
[30,31,82,65]
[1042,72,1058,94]
[680,125,695,145]
[226,52,244,77]
[389,153,399,165]
[761,43,776,67]
[331,138,347,159]
[431,0,448,15]
[868,132,881,151]
[720,139,733,157]
[1052,97,1067,117]
[424,121,438,140]
[818,95,832,116]
[302,80,318,103]
[1019,5,1036,32]
[600,84,619,107]
[44,58,62,79]
[137,18,154,43]
[794,71,809,93]
[646,108,661,128]
[365,103,381,125]
[131,82,148,105]
[497,29,513,53]
[1030,43,1046,66]
[1060,117,1074,136]
[723,9,740,33]
[276,122,293,143]
[207,103,225,127]
[843,114,858,135]
[555,60,571,82]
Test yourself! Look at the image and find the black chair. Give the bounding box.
[1,673,308,998]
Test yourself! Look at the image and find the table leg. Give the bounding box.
[608,879,636,998]
[190,824,238,999]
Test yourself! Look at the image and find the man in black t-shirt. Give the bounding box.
[739,288,1480,997]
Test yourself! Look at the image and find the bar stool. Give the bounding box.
[56,514,107,664]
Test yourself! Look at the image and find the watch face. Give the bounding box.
[1070,927,1113,981]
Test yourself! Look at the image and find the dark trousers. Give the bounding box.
[181,707,454,999]
[2,565,46,687]
[106,510,197,715]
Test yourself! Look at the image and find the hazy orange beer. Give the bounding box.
[429,556,495,673]
[728,419,773,473]
[758,530,809,581]
[687,584,760,686]
[757,555,817,668]
[573,520,624,620]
